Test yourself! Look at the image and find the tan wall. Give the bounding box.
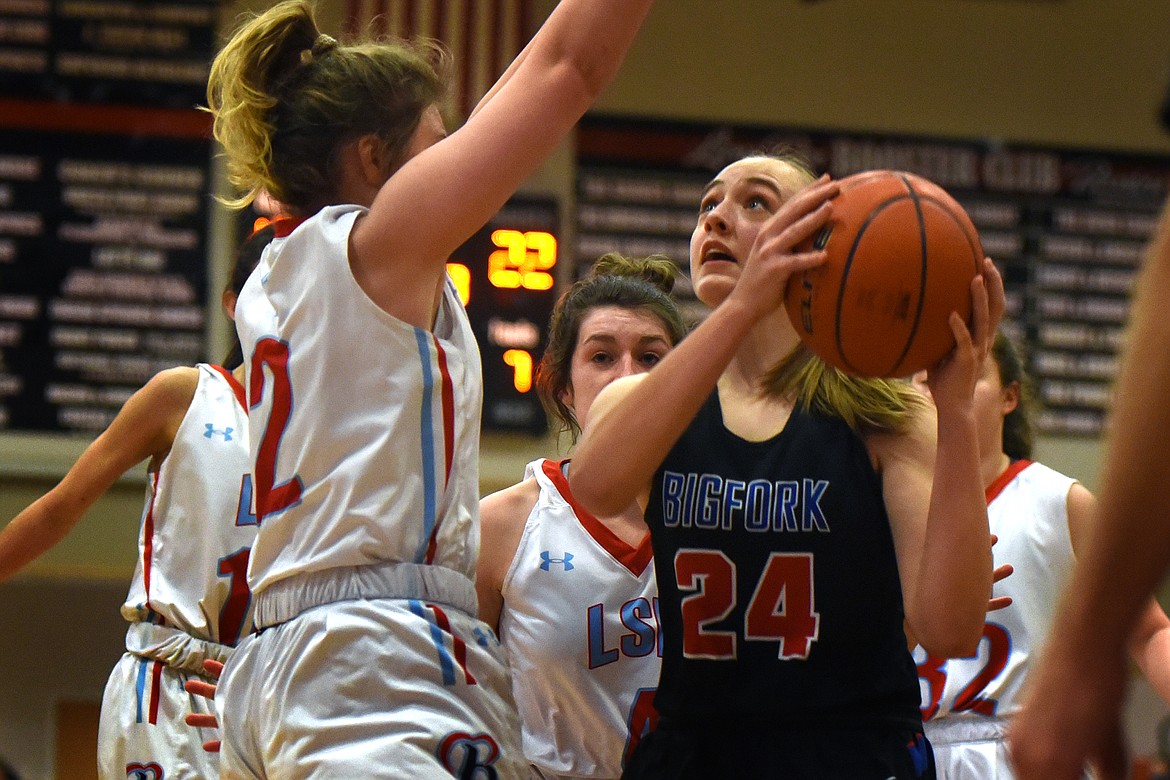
[3,1,1170,776]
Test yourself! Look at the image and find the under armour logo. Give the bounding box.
[473,626,496,647]
[539,551,574,571]
[204,424,234,441]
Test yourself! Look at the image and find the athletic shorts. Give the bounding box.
[621,718,936,779]
[98,649,221,780]
[217,563,524,779]
[925,716,1092,780]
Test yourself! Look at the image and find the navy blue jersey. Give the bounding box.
[646,390,922,729]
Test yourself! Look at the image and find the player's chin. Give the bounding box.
[693,270,737,307]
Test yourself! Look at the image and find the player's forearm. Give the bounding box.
[915,407,992,657]
[0,498,82,582]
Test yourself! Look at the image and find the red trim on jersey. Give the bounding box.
[428,603,477,685]
[142,471,159,608]
[434,337,456,485]
[542,459,654,576]
[986,459,1033,504]
[207,364,247,409]
[271,216,306,238]
[148,660,164,724]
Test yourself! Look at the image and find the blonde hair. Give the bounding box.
[206,0,448,213]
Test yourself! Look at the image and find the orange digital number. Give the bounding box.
[488,230,557,291]
[503,349,533,393]
[446,262,471,305]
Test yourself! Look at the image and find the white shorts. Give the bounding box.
[217,563,524,779]
[98,637,223,780]
[926,716,1092,780]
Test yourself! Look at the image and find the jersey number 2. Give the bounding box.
[249,338,303,522]
[674,550,820,660]
[918,622,1011,719]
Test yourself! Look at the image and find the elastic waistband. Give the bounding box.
[924,716,1008,745]
[252,561,478,630]
[125,622,234,674]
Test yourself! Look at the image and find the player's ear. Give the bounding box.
[1001,380,1020,416]
[222,290,238,321]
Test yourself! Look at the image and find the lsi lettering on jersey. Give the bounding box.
[587,596,662,668]
[660,471,831,533]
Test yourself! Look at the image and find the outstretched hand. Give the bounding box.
[184,659,223,754]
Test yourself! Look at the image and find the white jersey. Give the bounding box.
[120,363,255,644]
[501,459,661,779]
[235,206,483,595]
[100,363,253,780]
[917,460,1077,778]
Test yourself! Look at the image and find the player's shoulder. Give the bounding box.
[480,474,542,533]
[136,366,201,412]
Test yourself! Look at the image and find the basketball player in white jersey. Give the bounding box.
[204,1,661,776]
[911,332,1170,779]
[477,254,687,779]
[0,226,271,779]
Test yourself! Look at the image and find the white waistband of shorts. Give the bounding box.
[252,561,478,630]
[125,622,234,674]
[924,716,1009,745]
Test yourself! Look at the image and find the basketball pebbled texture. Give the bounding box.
[784,170,984,378]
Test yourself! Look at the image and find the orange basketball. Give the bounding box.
[784,170,984,378]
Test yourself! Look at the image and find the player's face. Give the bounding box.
[561,305,674,428]
[914,358,1018,458]
[972,356,1019,454]
[690,157,813,308]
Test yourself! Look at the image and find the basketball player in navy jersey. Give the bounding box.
[569,153,1004,778]
[478,253,686,779]
[0,225,270,780]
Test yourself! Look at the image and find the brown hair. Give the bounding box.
[222,223,276,370]
[991,330,1036,460]
[536,253,687,441]
[206,0,449,214]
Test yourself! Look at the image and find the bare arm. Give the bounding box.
[1063,482,1170,705]
[1009,198,1170,780]
[352,0,659,314]
[476,479,539,633]
[881,266,1001,658]
[0,367,196,582]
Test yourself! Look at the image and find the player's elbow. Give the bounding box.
[912,611,984,659]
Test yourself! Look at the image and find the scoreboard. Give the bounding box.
[448,198,560,435]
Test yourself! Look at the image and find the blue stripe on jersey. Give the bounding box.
[134,657,148,723]
[409,599,456,685]
[413,329,439,563]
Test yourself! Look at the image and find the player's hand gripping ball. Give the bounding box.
[784,170,984,378]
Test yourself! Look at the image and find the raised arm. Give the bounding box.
[880,264,1001,658]
[0,367,196,582]
[355,0,658,283]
